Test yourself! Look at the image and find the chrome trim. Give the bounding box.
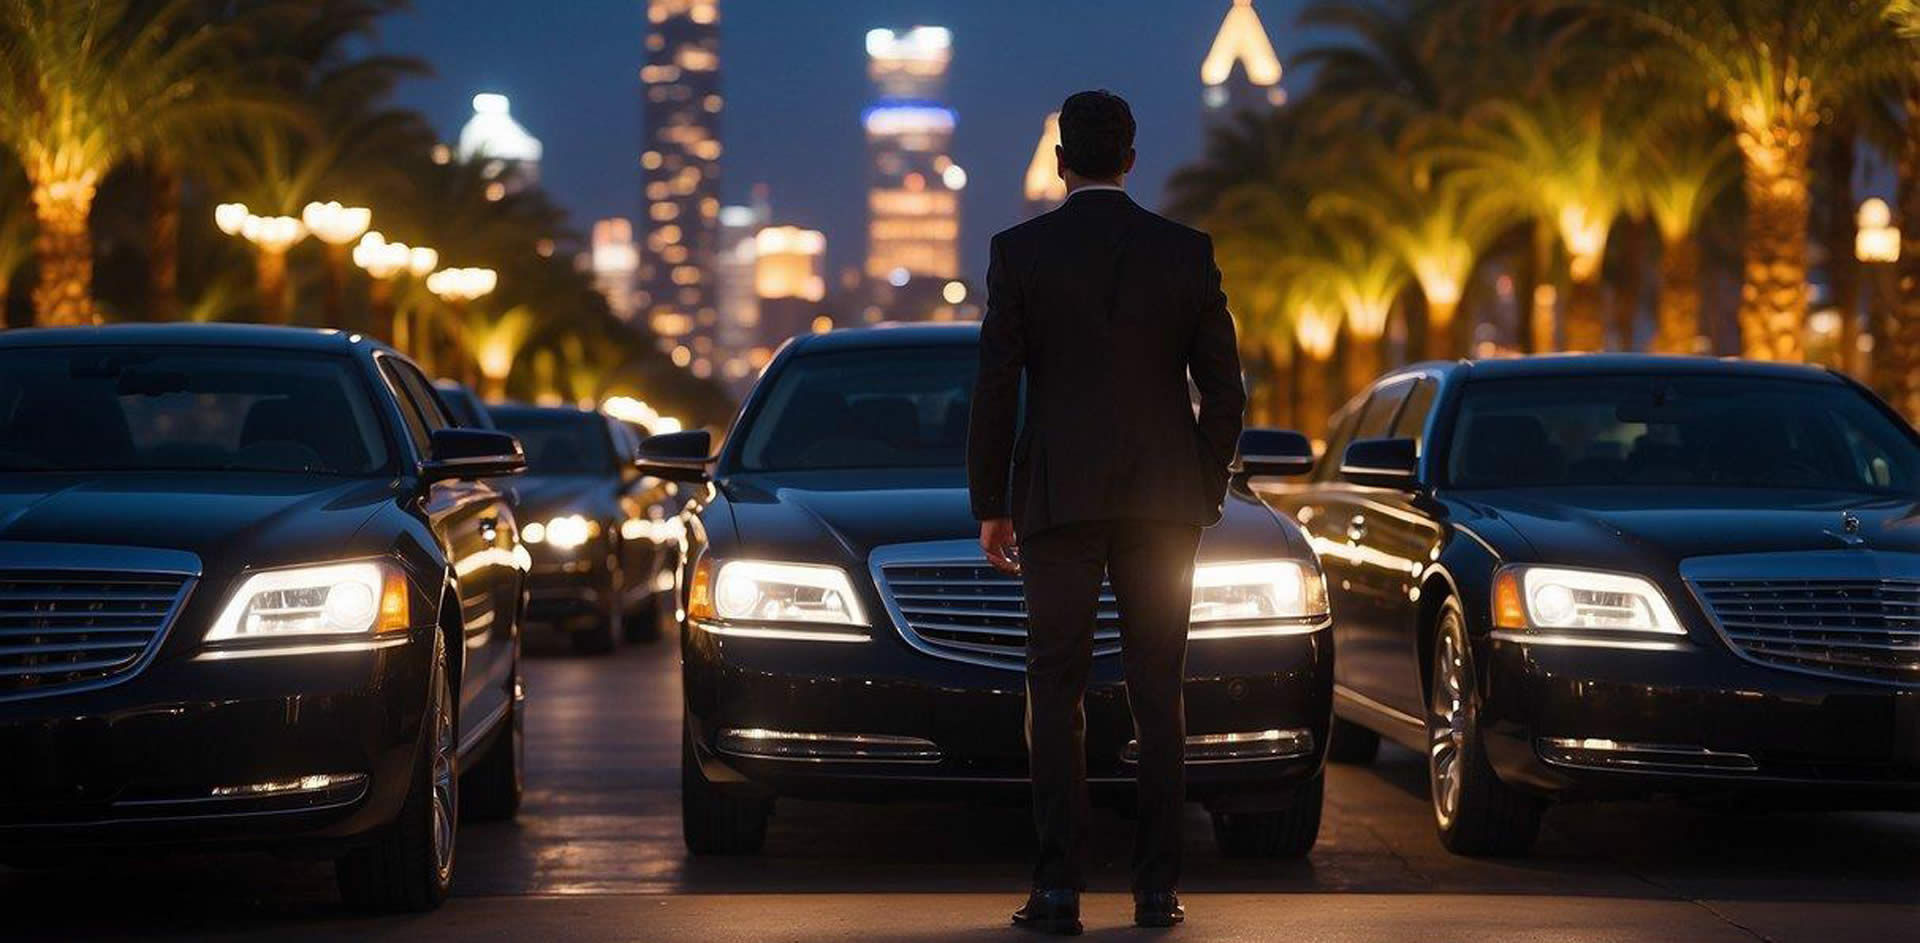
[192,636,411,661]
[1188,619,1329,640]
[1681,550,1920,688]
[717,727,942,764]
[1122,727,1315,764]
[1489,630,1688,652]
[1537,737,1758,773]
[1334,683,1424,728]
[869,539,1097,671]
[0,545,200,704]
[691,620,868,643]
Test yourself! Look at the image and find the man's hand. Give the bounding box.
[980,517,1020,574]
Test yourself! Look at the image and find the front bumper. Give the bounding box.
[683,623,1333,810]
[1479,633,1920,806]
[0,627,434,853]
[524,554,614,629]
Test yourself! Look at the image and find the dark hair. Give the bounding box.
[1057,90,1135,180]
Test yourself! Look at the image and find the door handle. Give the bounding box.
[1346,514,1368,542]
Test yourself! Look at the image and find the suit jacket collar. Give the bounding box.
[1064,187,1133,207]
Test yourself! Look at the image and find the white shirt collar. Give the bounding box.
[1066,184,1126,200]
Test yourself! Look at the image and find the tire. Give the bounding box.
[572,597,621,655]
[460,676,523,822]
[624,589,668,643]
[681,725,771,855]
[337,631,458,912]
[1211,773,1323,859]
[1327,714,1382,765]
[1427,597,1543,857]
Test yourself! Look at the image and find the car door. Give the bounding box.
[606,417,655,612]
[379,358,513,737]
[1317,379,1416,710]
[1350,376,1446,719]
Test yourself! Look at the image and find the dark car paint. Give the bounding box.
[0,325,525,851]
[676,326,1331,809]
[1266,356,1920,805]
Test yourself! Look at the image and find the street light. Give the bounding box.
[217,207,308,325]
[1859,197,1902,394]
[303,201,372,330]
[352,231,413,347]
[427,267,497,385]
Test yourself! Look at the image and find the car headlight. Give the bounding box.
[206,561,409,644]
[688,558,868,633]
[1188,560,1329,638]
[522,514,597,549]
[1492,565,1684,637]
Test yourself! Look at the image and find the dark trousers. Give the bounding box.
[1020,518,1203,894]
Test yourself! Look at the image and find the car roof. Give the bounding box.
[788,322,980,354]
[0,323,390,354]
[1449,353,1842,383]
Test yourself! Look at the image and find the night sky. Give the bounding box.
[371,0,1312,283]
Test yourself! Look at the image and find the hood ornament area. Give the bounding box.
[1825,511,1866,548]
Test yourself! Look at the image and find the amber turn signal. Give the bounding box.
[1492,569,1527,629]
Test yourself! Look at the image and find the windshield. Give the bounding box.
[0,346,392,475]
[1446,374,1920,493]
[734,346,976,472]
[492,410,616,476]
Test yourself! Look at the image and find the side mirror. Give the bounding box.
[1235,428,1315,478]
[637,429,713,483]
[422,428,526,481]
[1340,437,1420,490]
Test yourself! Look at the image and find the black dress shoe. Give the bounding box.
[1012,889,1083,936]
[1134,891,1185,928]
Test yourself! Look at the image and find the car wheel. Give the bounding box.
[1427,598,1542,856]
[624,590,668,643]
[681,724,771,855]
[1326,715,1381,765]
[1210,772,1322,859]
[337,631,457,912]
[460,676,523,822]
[572,598,621,655]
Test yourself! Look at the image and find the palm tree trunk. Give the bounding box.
[1342,330,1382,399]
[29,179,97,326]
[256,249,291,324]
[1823,131,1860,375]
[1734,104,1816,361]
[1610,216,1648,350]
[1296,352,1330,447]
[147,160,181,321]
[1563,274,1606,352]
[1651,232,1702,354]
[1424,298,1458,362]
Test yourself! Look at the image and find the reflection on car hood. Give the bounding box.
[0,472,391,561]
[722,469,1302,562]
[1457,487,1920,566]
[510,474,615,520]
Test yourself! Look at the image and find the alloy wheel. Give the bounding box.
[430,668,457,883]
[1428,626,1468,829]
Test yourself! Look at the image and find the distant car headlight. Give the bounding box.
[1492,565,1685,642]
[522,514,597,549]
[206,561,409,644]
[688,558,868,638]
[1187,560,1329,638]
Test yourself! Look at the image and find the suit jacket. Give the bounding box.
[967,189,1246,537]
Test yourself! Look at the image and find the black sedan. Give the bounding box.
[641,324,1333,858]
[0,325,528,911]
[489,404,677,652]
[1267,355,1920,856]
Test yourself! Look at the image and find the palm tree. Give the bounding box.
[0,155,34,323]
[1878,2,1920,418]
[1576,0,1910,361]
[1631,118,1737,354]
[1311,230,1408,394]
[0,0,273,324]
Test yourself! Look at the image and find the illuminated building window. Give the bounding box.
[704,95,724,113]
[652,203,681,221]
[642,151,663,169]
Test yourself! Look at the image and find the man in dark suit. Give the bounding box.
[968,89,1245,934]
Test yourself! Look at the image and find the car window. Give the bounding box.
[1446,374,1920,492]
[1391,379,1438,452]
[732,346,976,472]
[0,346,392,475]
[390,361,451,431]
[377,360,432,454]
[1314,393,1368,483]
[492,410,619,476]
[1354,379,1412,440]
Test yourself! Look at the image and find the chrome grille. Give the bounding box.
[1692,577,1920,686]
[0,570,191,700]
[872,541,1118,670]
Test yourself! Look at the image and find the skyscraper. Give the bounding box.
[1201,0,1284,122]
[589,218,640,323]
[639,0,723,353]
[457,93,543,195]
[1023,111,1066,218]
[864,26,965,319]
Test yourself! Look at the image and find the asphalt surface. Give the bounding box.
[5,639,1916,941]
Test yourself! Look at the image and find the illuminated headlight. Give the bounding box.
[523,514,596,549]
[206,561,409,643]
[690,559,867,628]
[1188,560,1329,638]
[1493,565,1684,636]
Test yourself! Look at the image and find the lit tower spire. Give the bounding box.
[1022,112,1065,218]
[1201,0,1284,116]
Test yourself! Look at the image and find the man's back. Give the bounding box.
[967,189,1245,537]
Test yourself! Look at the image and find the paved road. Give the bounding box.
[5,640,1916,941]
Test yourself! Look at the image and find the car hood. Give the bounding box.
[1453,486,1920,569]
[510,474,615,520]
[0,472,392,567]
[721,469,1305,563]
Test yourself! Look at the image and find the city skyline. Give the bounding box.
[371,0,1309,287]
